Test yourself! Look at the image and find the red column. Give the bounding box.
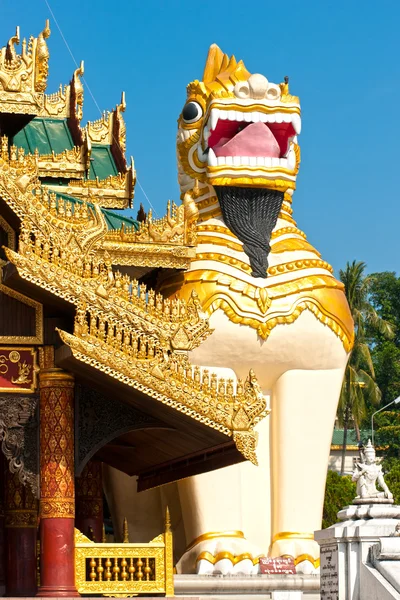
[76,460,103,543]
[38,368,79,597]
[5,470,38,596]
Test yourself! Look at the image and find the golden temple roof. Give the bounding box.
[0,22,268,465]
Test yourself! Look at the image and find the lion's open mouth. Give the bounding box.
[198,108,301,170]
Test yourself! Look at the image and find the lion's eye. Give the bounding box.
[182,101,203,124]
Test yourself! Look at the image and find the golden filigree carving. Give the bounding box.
[59,162,135,209]
[57,316,267,461]
[0,146,196,269]
[33,141,90,178]
[85,93,127,166]
[0,22,52,114]
[74,508,173,595]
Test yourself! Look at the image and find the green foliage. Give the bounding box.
[337,262,393,474]
[322,470,356,529]
[368,272,400,405]
[375,410,400,460]
[382,460,400,505]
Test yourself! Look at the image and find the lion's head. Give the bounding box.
[177,44,301,277]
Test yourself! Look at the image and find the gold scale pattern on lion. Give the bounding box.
[154,44,353,575]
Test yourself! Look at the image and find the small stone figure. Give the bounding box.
[352,440,393,503]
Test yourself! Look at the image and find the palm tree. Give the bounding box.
[338,261,394,474]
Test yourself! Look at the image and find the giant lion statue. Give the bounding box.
[105,44,353,575]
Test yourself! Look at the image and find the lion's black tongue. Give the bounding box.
[215,186,284,278]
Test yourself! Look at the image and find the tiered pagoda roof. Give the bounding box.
[0,22,268,488]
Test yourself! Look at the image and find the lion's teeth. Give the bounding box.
[287,148,296,170]
[291,114,301,134]
[210,109,219,131]
[208,148,217,166]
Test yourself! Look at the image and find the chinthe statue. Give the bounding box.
[106,44,354,575]
[352,440,393,504]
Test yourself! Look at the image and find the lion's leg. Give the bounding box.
[103,465,163,542]
[270,367,345,573]
[176,415,270,574]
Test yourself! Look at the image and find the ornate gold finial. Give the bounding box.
[123,517,129,543]
[35,20,51,92]
[165,506,171,533]
[72,61,84,122]
[120,90,126,111]
[5,27,20,66]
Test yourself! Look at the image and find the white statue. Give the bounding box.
[352,440,393,502]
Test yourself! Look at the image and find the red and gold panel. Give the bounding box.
[76,460,103,520]
[39,369,75,519]
[0,347,38,393]
[4,470,37,528]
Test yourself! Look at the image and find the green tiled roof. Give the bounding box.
[13,118,74,155]
[13,120,120,184]
[89,145,118,180]
[49,191,138,231]
[331,429,370,447]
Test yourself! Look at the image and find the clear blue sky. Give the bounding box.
[2,0,399,275]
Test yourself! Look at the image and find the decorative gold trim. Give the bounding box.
[271,226,307,240]
[197,234,243,253]
[0,214,16,250]
[5,509,37,528]
[39,368,74,384]
[281,554,320,568]
[195,550,319,568]
[272,532,315,543]
[40,499,75,519]
[277,212,297,225]
[0,284,43,344]
[186,530,245,552]
[161,270,353,351]
[271,237,321,256]
[193,252,333,277]
[197,223,238,237]
[196,550,254,566]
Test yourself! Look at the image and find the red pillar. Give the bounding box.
[76,460,103,543]
[5,470,37,596]
[38,368,79,597]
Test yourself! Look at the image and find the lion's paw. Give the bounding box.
[270,538,320,574]
[176,534,262,575]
